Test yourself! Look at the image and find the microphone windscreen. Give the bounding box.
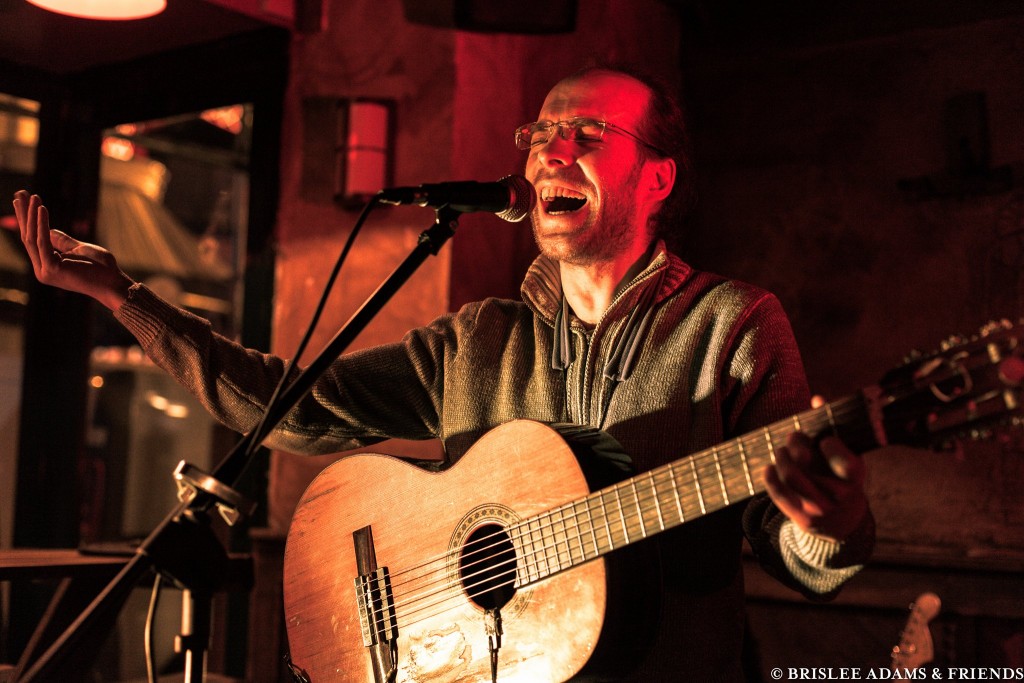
[496,175,537,222]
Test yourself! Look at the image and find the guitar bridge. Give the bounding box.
[355,566,398,647]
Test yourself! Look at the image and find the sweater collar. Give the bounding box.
[520,240,692,325]
[521,241,693,380]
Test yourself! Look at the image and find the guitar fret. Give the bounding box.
[648,470,666,531]
[629,479,647,538]
[722,445,752,503]
[581,499,598,557]
[793,414,802,432]
[763,427,777,464]
[540,514,557,575]
[668,462,685,524]
[525,517,542,583]
[824,402,837,436]
[613,486,630,545]
[598,490,614,551]
[568,504,584,564]
[587,499,601,559]
[510,527,526,586]
[538,515,553,578]
[517,520,530,584]
[553,507,569,568]
[561,507,577,565]
[569,505,585,569]
[555,509,569,570]
[737,439,755,495]
[712,447,730,506]
[689,458,707,515]
[571,501,590,562]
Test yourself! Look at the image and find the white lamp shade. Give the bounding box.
[26,0,167,20]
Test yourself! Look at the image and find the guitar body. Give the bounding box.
[284,421,618,682]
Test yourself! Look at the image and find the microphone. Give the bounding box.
[377,174,536,222]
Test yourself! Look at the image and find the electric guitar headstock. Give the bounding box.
[877,320,1024,452]
[891,592,941,670]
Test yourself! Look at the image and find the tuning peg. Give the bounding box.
[940,334,968,351]
[903,349,923,364]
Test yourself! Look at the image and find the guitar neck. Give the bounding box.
[510,393,879,588]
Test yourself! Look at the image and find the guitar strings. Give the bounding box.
[385,396,864,592]
[372,398,867,631]
[362,397,868,633]
[377,399,867,633]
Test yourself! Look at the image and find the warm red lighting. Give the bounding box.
[26,0,166,20]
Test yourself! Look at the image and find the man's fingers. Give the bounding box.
[19,194,45,274]
[49,229,81,252]
[819,436,865,484]
[764,465,823,529]
[13,192,39,272]
[769,447,831,513]
[12,191,28,227]
[36,204,61,274]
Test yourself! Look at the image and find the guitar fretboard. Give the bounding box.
[509,395,876,587]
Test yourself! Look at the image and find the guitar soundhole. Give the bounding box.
[459,523,517,610]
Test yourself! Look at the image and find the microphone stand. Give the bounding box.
[17,205,463,682]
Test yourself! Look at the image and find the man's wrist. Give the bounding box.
[99,270,136,312]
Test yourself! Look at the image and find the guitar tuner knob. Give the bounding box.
[941,335,967,351]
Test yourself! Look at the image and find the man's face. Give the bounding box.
[525,71,656,266]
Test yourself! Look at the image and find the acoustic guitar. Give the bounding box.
[283,321,1023,682]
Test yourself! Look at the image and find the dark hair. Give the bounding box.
[569,64,697,239]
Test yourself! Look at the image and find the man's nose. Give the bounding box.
[533,134,576,167]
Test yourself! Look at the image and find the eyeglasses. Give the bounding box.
[514,116,666,156]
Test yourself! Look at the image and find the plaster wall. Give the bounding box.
[684,17,1024,557]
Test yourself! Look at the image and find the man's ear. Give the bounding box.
[647,157,676,203]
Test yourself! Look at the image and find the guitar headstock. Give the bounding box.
[891,592,941,670]
[878,320,1024,451]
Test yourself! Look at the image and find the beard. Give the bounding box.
[530,162,644,266]
[532,193,635,266]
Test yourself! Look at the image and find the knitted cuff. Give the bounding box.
[779,510,876,595]
[114,282,210,350]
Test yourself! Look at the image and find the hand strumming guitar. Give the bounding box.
[13,190,135,312]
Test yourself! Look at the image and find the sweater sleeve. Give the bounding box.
[722,291,874,598]
[114,282,450,455]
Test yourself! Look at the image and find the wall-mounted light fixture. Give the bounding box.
[301,97,394,208]
[26,0,166,20]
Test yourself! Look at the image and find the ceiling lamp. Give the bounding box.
[26,0,167,20]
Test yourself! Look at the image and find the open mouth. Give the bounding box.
[541,187,588,215]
